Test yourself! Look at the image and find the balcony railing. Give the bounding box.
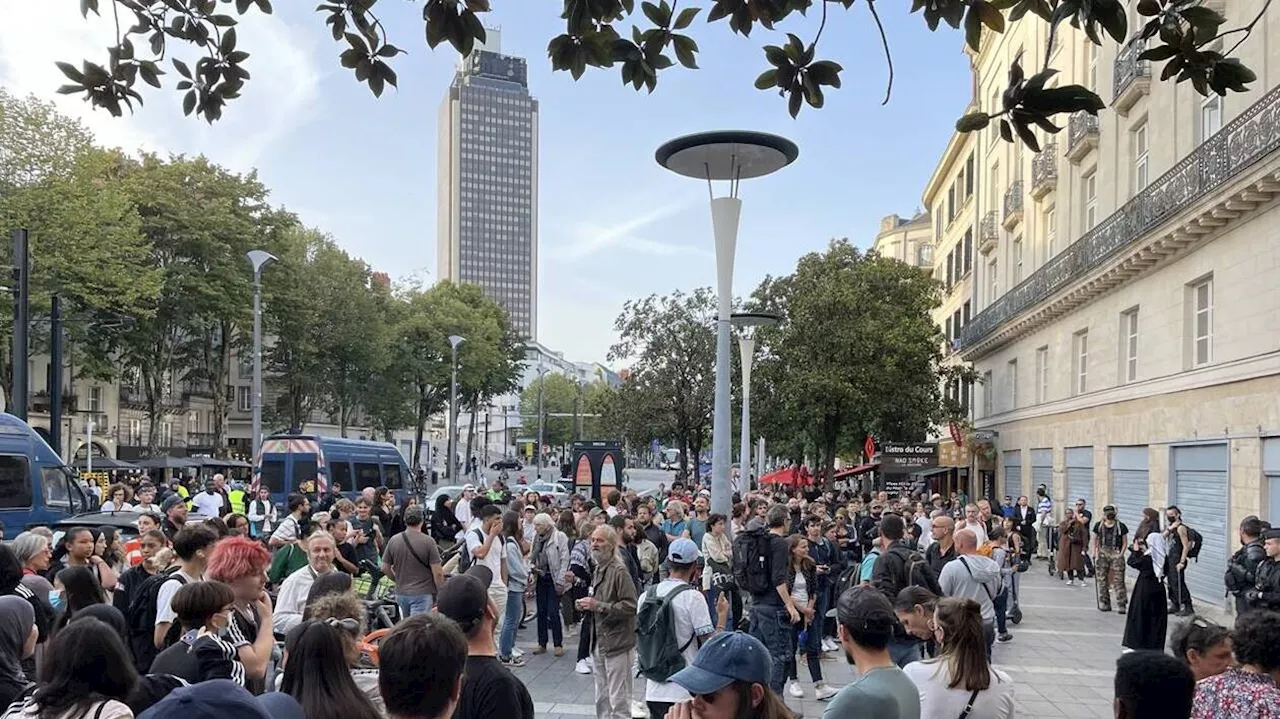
[1002,180,1024,229]
[978,211,999,254]
[1030,143,1058,199]
[1113,37,1151,114]
[182,381,216,400]
[1066,111,1099,162]
[959,84,1280,353]
[185,432,217,448]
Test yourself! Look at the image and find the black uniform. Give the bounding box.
[1247,556,1280,612]
[1226,539,1267,615]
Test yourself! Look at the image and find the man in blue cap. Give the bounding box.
[664,631,793,718]
[138,678,304,719]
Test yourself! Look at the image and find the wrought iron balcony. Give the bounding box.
[1113,38,1150,115]
[958,84,1280,354]
[1030,144,1058,200]
[978,210,999,254]
[1002,180,1024,230]
[1066,111,1099,163]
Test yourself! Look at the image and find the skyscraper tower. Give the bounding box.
[437,31,539,340]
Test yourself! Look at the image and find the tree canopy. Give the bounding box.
[56,1,1268,144]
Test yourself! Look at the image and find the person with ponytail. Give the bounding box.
[904,596,1015,719]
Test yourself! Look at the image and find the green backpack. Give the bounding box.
[636,583,698,683]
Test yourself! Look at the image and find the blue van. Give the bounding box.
[0,412,94,529]
[252,434,410,504]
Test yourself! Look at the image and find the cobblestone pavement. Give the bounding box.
[504,556,1232,718]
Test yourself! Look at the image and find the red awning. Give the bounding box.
[833,462,879,479]
[759,467,798,485]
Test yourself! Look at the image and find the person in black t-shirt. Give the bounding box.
[434,565,534,719]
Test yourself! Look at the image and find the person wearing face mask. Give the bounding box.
[1091,505,1129,613]
[152,580,245,686]
[0,596,38,707]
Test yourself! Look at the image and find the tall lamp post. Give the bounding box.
[535,366,548,480]
[447,334,466,481]
[731,311,781,492]
[656,132,798,520]
[246,250,276,457]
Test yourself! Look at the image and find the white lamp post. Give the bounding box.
[731,312,781,492]
[447,334,465,481]
[656,132,798,520]
[246,250,276,456]
[535,365,549,480]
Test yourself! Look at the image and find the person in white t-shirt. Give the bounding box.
[962,504,989,547]
[637,538,726,719]
[455,485,477,538]
[466,504,508,634]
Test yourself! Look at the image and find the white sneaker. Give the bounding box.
[788,680,804,698]
[512,647,524,658]
[1066,579,1075,586]
[631,700,649,718]
[821,638,837,652]
[575,659,592,674]
[815,683,838,701]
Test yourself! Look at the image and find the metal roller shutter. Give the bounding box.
[1030,449,1053,500]
[1109,446,1150,533]
[1065,446,1095,514]
[1003,450,1023,499]
[1172,444,1229,603]
[1266,439,1280,522]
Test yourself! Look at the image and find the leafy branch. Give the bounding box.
[56,0,1267,145]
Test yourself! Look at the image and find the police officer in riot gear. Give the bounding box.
[1245,527,1280,612]
[1226,516,1269,616]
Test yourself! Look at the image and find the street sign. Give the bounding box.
[880,442,939,471]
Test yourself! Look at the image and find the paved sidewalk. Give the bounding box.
[506,559,1229,718]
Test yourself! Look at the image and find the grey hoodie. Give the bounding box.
[938,553,1002,624]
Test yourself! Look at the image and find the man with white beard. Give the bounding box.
[576,525,637,719]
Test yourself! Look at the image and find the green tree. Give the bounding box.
[749,240,958,488]
[261,224,326,432]
[61,1,1266,144]
[607,288,716,475]
[519,373,580,452]
[0,89,94,191]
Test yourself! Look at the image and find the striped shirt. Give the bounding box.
[192,631,246,687]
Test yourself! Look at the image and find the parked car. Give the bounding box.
[426,485,468,510]
[47,510,213,544]
[490,457,523,471]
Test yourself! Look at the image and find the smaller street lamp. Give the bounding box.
[731,311,781,492]
[247,250,277,457]
[448,334,466,481]
[535,365,549,480]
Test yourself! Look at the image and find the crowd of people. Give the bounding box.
[4,469,1280,719]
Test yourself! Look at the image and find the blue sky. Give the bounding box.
[0,0,972,365]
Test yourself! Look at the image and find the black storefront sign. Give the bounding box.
[880,442,939,472]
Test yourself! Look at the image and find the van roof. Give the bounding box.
[0,413,62,464]
[260,434,406,461]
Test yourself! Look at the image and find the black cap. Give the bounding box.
[835,584,896,631]
[1103,505,1116,513]
[435,565,493,634]
[1262,528,1280,541]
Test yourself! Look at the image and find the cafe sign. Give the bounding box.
[880,442,939,471]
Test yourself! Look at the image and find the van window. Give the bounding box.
[382,463,403,489]
[292,459,318,493]
[355,463,381,490]
[260,460,286,493]
[0,456,33,508]
[329,461,353,492]
[42,467,71,508]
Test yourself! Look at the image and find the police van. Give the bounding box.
[252,433,411,504]
[0,413,94,529]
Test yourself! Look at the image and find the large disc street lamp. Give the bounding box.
[447,334,466,482]
[731,311,781,492]
[247,250,276,457]
[656,131,797,521]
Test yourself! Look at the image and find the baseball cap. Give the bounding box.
[836,584,897,633]
[461,484,475,492]
[667,538,700,565]
[435,565,494,633]
[669,632,772,695]
[161,495,185,513]
[138,679,304,719]
[1103,504,1117,513]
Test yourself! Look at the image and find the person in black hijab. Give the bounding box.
[74,604,130,645]
[0,595,37,705]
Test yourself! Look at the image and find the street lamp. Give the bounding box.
[656,131,798,520]
[447,334,466,482]
[535,365,549,480]
[731,311,781,492]
[246,250,276,457]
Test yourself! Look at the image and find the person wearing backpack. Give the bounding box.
[735,504,797,699]
[1164,506,1196,616]
[636,538,726,719]
[872,514,944,667]
[130,524,218,672]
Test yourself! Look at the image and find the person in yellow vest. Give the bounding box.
[228,482,247,516]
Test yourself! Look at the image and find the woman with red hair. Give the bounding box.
[206,536,275,692]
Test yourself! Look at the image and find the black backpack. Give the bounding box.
[126,569,188,672]
[457,529,485,573]
[883,545,942,598]
[1184,525,1204,560]
[732,527,774,596]
[636,583,697,682]
[833,564,861,601]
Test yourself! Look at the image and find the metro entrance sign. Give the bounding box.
[880,442,939,471]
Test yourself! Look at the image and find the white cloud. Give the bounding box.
[551,199,709,262]
[0,0,320,170]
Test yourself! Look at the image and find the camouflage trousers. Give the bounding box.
[1095,548,1128,612]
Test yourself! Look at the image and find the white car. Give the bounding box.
[426,485,468,509]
